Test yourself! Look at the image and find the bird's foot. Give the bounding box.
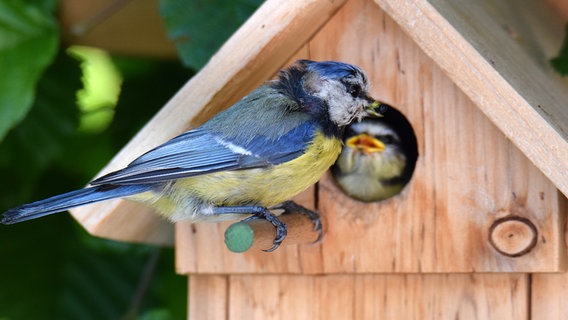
[242,208,287,252]
[272,201,323,243]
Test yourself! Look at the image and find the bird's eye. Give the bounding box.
[380,134,396,144]
[348,84,362,98]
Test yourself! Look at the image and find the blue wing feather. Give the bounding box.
[91,121,317,186]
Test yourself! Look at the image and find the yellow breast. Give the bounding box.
[174,131,342,207]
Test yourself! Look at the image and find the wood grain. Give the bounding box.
[188,274,527,320]
[188,275,228,320]
[532,272,568,319]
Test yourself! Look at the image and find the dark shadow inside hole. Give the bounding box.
[331,103,418,202]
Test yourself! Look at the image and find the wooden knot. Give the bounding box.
[488,216,538,257]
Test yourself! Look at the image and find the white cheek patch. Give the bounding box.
[327,93,359,125]
[314,83,363,126]
[311,71,371,127]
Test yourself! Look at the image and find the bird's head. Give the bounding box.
[300,60,381,127]
[272,60,383,130]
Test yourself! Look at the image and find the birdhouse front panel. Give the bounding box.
[175,0,567,274]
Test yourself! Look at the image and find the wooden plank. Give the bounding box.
[223,274,528,319]
[60,0,177,57]
[188,275,228,320]
[531,194,568,319]
[375,0,568,198]
[175,0,566,274]
[532,272,568,319]
[70,0,348,244]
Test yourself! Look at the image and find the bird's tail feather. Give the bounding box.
[1,184,152,225]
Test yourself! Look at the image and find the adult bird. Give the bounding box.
[332,105,418,202]
[2,60,383,251]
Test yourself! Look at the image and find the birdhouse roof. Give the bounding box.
[70,0,568,246]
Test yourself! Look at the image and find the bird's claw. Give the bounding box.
[243,209,287,252]
[275,201,323,243]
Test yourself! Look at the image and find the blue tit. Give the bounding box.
[331,104,418,202]
[2,60,383,251]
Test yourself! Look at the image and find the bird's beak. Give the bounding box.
[365,100,388,118]
[346,133,385,154]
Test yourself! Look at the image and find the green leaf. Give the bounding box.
[159,0,262,70]
[0,49,82,208]
[551,23,568,76]
[0,0,59,140]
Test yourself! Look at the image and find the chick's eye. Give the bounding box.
[348,84,362,98]
[380,134,395,144]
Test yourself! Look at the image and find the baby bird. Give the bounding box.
[332,104,418,202]
[2,60,383,251]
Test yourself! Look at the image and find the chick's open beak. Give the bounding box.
[346,133,385,154]
[365,100,388,118]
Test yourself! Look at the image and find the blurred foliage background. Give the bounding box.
[0,0,261,319]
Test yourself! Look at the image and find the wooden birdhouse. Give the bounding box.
[69,0,568,318]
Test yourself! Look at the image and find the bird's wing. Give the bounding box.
[90,124,315,186]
